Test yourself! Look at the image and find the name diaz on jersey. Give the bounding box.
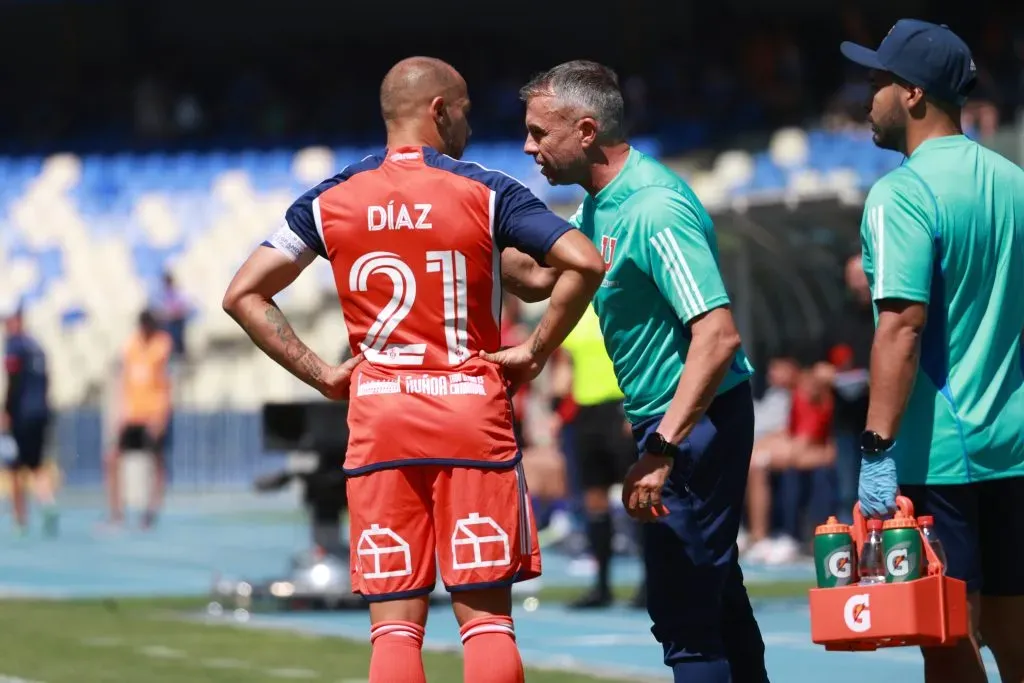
[368,202,433,231]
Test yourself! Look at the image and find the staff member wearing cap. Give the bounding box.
[842,19,1024,683]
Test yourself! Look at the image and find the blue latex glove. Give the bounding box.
[858,453,898,518]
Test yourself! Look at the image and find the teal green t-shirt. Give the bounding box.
[570,148,754,423]
[860,134,1024,485]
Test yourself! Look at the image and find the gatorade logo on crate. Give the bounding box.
[843,594,872,633]
[826,549,853,580]
[886,543,912,578]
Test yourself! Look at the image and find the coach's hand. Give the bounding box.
[622,454,672,522]
[319,352,365,400]
[479,343,544,393]
[858,453,898,518]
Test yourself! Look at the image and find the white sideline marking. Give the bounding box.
[267,668,318,679]
[138,645,186,659]
[83,636,321,676]
[81,636,124,647]
[0,676,45,683]
[201,658,250,670]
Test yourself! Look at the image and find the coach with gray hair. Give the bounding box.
[495,59,770,682]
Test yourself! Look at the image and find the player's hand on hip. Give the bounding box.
[320,352,364,400]
[622,453,673,522]
[857,453,898,518]
[478,343,543,392]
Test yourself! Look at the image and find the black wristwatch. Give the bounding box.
[860,430,895,455]
[642,432,677,458]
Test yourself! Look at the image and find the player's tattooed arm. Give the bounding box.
[524,230,604,361]
[529,317,551,357]
[223,246,332,394]
[261,303,327,383]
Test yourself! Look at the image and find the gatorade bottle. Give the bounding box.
[859,519,886,585]
[918,516,947,574]
[883,515,922,583]
[813,516,858,588]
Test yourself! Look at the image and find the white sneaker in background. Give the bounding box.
[765,535,801,565]
[742,538,775,564]
[737,527,751,554]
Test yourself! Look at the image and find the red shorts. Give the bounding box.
[346,463,541,600]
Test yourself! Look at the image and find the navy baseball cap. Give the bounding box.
[841,19,977,105]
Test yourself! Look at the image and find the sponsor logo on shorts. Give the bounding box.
[356,524,412,580]
[404,373,486,397]
[843,593,871,633]
[886,543,913,577]
[355,373,401,397]
[826,548,853,579]
[452,513,511,570]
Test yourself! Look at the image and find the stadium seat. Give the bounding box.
[712,150,755,191]
[768,127,809,170]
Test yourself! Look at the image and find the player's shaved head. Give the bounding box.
[380,57,466,123]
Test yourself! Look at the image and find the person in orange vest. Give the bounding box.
[104,310,173,529]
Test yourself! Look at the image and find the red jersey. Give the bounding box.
[788,386,834,445]
[268,146,571,474]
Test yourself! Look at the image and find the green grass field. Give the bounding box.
[0,597,620,683]
[0,580,812,683]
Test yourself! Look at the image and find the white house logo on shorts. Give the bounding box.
[826,549,853,580]
[886,544,911,578]
[452,513,510,571]
[843,594,872,633]
[356,524,412,580]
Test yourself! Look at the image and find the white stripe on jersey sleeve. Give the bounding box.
[650,230,697,320]
[658,229,708,313]
[873,205,886,299]
[267,223,316,270]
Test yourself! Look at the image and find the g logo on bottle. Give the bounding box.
[826,549,852,579]
[843,594,871,633]
[886,544,911,577]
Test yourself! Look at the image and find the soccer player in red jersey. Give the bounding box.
[223,57,604,683]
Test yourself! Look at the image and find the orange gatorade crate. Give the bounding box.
[809,495,969,651]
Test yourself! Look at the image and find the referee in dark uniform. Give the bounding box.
[3,308,58,536]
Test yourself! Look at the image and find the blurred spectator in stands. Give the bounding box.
[104,310,173,530]
[172,92,206,137]
[2,307,58,537]
[739,353,795,552]
[744,357,835,564]
[150,271,191,360]
[820,254,872,523]
[961,69,1001,140]
[134,76,169,140]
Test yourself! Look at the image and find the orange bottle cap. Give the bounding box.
[815,516,850,535]
[866,519,883,531]
[883,516,918,529]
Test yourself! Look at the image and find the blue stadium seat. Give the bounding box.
[0,134,907,345]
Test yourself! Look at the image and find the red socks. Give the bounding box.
[369,616,523,683]
[460,616,524,683]
[369,621,427,683]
